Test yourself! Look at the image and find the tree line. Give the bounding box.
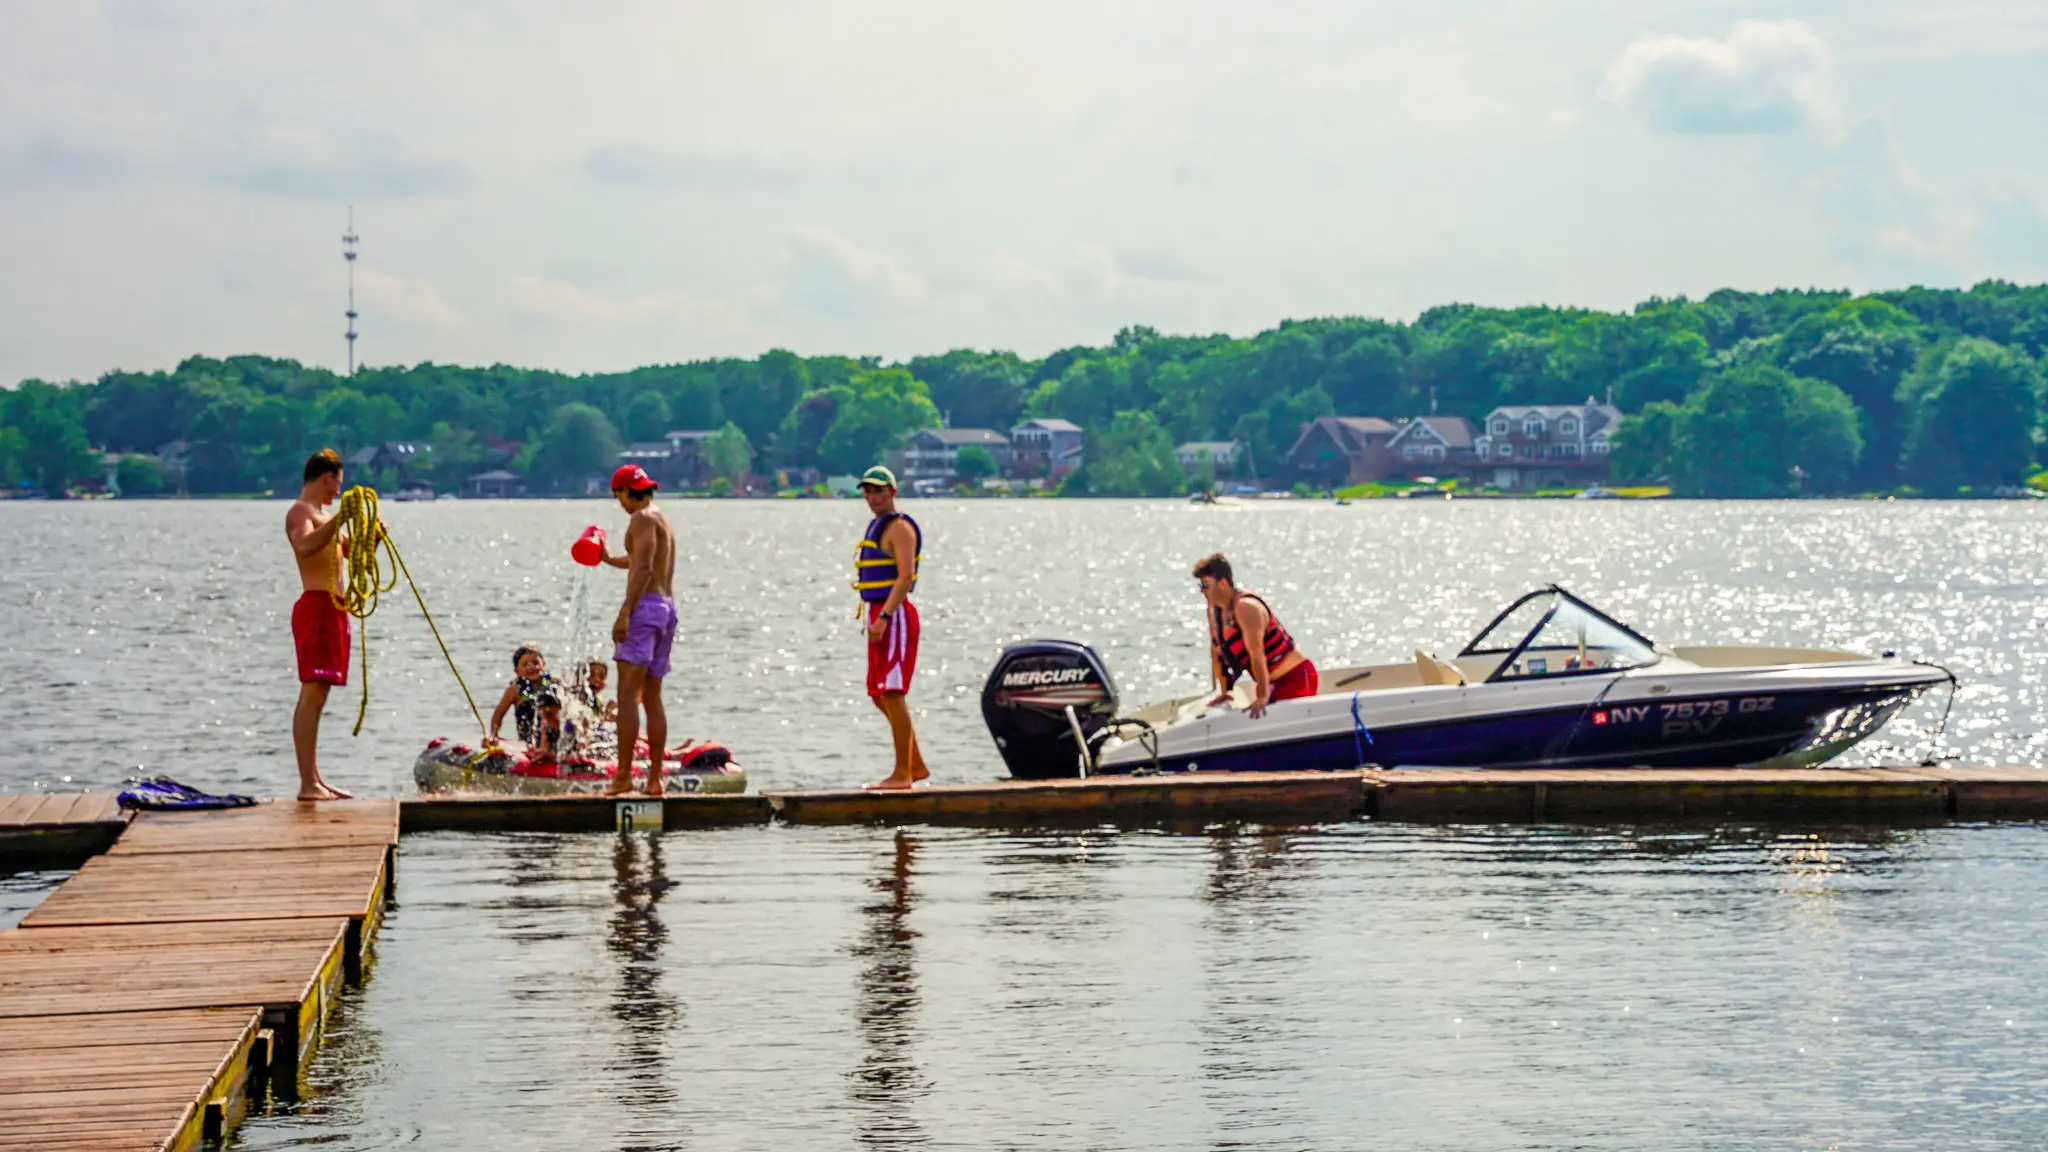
[2,280,2043,498]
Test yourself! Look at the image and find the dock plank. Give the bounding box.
[0,920,350,1084]
[0,792,131,863]
[765,770,1370,829]
[1363,766,1954,824]
[401,791,771,833]
[0,792,126,829]
[0,1006,261,1152]
[23,844,388,929]
[110,798,397,855]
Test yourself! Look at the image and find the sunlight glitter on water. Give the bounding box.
[2,499,2041,793]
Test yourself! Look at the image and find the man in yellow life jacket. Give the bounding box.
[854,466,929,790]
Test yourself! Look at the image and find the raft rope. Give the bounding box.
[1914,660,1961,767]
[328,485,487,739]
[1350,691,1375,767]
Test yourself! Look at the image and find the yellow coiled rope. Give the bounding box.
[328,485,487,738]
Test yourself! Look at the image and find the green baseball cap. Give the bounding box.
[859,465,897,489]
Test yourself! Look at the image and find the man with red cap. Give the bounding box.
[597,463,677,796]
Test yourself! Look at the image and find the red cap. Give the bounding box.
[610,464,659,493]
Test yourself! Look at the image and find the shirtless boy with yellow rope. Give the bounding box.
[284,449,358,802]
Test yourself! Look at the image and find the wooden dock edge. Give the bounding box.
[382,766,2048,832]
[269,919,353,1096]
[0,822,126,867]
[168,1011,265,1152]
[400,792,773,833]
[1364,770,1943,825]
[765,771,1370,829]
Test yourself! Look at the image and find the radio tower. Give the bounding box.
[342,208,360,375]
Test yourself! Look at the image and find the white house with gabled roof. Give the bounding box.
[1385,416,1478,468]
[1472,398,1623,490]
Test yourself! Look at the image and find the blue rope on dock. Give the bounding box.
[1351,691,1374,766]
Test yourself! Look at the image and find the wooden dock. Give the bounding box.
[395,765,2048,833]
[0,799,396,1151]
[0,1007,264,1152]
[766,770,1369,828]
[0,791,129,862]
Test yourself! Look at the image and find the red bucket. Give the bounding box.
[571,525,606,567]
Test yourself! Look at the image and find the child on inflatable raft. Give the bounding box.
[419,644,738,794]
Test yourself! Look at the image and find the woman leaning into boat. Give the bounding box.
[1193,552,1317,718]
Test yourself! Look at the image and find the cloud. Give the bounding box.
[1116,252,1202,283]
[1810,122,1968,283]
[779,228,925,322]
[581,144,796,188]
[0,81,467,201]
[0,137,137,190]
[506,277,682,327]
[218,155,470,201]
[356,269,463,332]
[1600,19,1839,136]
[1978,185,2048,280]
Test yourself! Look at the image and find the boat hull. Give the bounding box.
[1092,679,1935,777]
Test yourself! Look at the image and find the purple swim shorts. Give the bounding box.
[615,595,678,678]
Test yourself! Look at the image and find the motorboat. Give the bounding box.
[413,737,746,795]
[980,586,1954,778]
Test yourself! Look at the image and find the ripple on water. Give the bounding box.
[211,823,2048,1150]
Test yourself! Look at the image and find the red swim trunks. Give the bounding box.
[292,591,351,686]
[1269,659,1319,702]
[866,600,920,697]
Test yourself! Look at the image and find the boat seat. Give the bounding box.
[1414,650,1467,687]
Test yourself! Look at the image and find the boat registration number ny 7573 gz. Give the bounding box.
[1595,696,1778,738]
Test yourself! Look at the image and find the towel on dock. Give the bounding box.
[117,776,258,811]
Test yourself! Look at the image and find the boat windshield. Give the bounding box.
[1461,590,1659,682]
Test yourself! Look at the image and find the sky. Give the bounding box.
[2,0,2045,386]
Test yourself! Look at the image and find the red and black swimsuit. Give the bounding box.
[1213,592,1319,701]
[1213,592,1298,683]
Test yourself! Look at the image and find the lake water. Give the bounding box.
[3,498,2046,1148]
[4,498,2044,793]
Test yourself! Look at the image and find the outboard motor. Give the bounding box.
[981,640,1120,779]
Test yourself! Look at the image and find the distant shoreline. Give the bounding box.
[8,489,2045,505]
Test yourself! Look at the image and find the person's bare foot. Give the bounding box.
[296,789,332,802]
[912,765,930,783]
[602,778,636,797]
[865,775,917,791]
[643,778,666,798]
[318,780,354,800]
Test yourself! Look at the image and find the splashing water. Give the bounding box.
[555,564,608,760]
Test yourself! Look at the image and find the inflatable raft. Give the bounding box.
[413,737,747,796]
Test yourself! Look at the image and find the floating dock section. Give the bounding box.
[0,799,396,1151]
[400,765,2048,833]
[0,791,128,863]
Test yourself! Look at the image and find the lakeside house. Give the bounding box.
[1386,416,1479,470]
[1175,440,1244,478]
[1008,418,1084,481]
[613,430,725,490]
[1284,417,1401,487]
[902,428,1013,485]
[344,442,430,478]
[1473,400,1621,491]
[463,469,526,498]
